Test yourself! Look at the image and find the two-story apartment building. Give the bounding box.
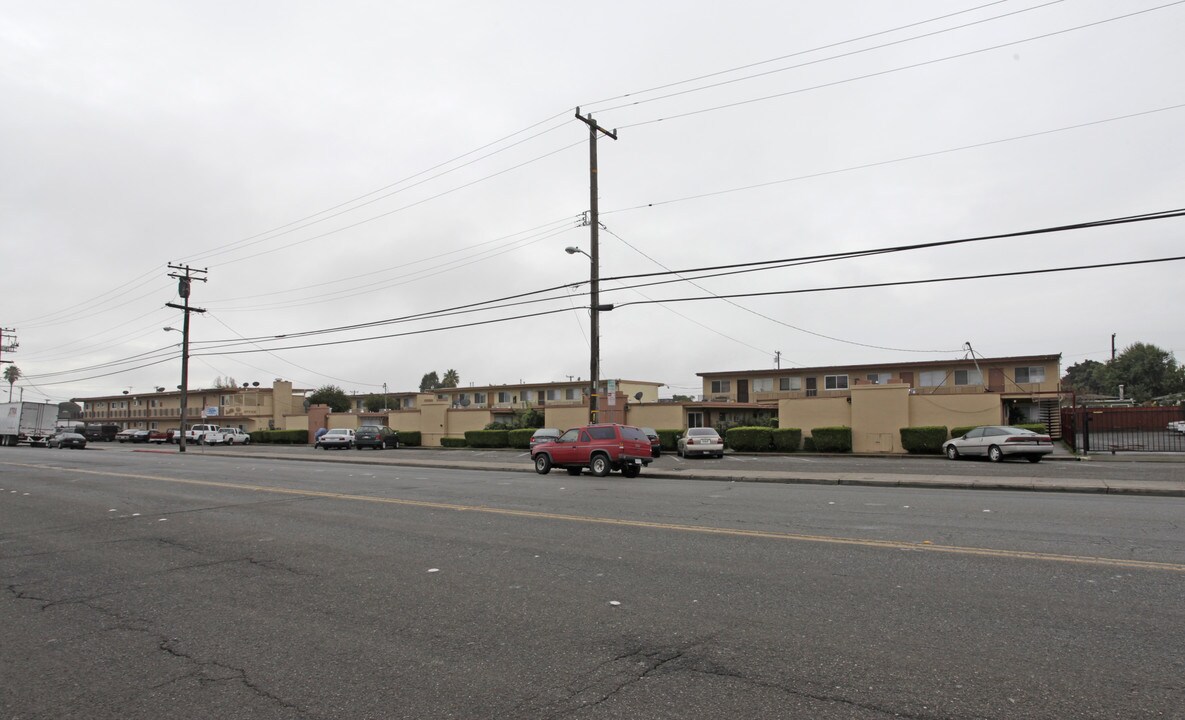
[74,379,309,433]
[697,354,1063,451]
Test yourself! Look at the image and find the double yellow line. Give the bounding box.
[9,461,1185,573]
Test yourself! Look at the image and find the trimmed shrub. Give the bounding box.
[508,428,534,449]
[810,426,852,453]
[950,426,977,439]
[725,426,773,452]
[772,428,802,452]
[250,429,307,444]
[900,426,948,454]
[397,430,421,447]
[657,429,681,451]
[465,430,509,448]
[803,436,817,452]
[440,437,467,448]
[1014,423,1048,434]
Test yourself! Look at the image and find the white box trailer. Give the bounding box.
[0,402,59,446]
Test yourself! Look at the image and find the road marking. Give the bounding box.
[8,461,1185,574]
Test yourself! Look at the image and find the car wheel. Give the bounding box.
[945,445,959,460]
[622,463,641,478]
[1026,455,1042,463]
[590,454,610,477]
[566,467,581,476]
[534,454,552,475]
[716,452,724,459]
[988,445,1003,463]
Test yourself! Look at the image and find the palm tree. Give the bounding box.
[3,365,19,401]
[440,369,460,388]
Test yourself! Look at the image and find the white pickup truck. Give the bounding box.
[202,427,251,445]
[181,423,221,444]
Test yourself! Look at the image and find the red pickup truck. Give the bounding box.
[530,423,653,478]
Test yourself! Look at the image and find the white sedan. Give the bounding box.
[677,427,724,458]
[315,428,355,450]
[942,426,1053,463]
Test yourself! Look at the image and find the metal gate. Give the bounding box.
[1062,406,1185,454]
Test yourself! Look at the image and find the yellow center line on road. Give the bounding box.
[9,461,1185,573]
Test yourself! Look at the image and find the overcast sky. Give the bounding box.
[3,0,1183,404]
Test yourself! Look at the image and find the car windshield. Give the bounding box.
[359,426,380,432]
[688,428,718,437]
[533,429,560,438]
[620,426,648,441]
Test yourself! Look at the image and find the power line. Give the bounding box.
[615,2,1185,130]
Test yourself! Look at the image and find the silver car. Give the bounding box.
[677,427,724,458]
[942,426,1053,463]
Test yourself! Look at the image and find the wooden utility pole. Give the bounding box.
[166,264,207,452]
[575,107,617,423]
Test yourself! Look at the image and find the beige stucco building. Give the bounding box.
[697,354,1064,452]
[74,379,308,433]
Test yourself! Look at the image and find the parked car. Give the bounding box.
[640,427,661,458]
[677,427,724,458]
[115,428,138,443]
[146,429,169,444]
[83,423,120,442]
[314,428,355,450]
[529,428,562,448]
[1168,421,1185,434]
[942,425,1053,463]
[203,427,251,445]
[530,423,653,477]
[129,429,152,443]
[48,432,87,449]
[355,425,398,450]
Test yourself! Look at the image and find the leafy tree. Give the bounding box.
[419,372,440,392]
[440,369,460,388]
[3,365,19,401]
[1110,342,1185,402]
[363,394,388,412]
[1061,359,1114,396]
[670,394,694,402]
[1062,343,1185,402]
[308,385,351,413]
[212,376,238,389]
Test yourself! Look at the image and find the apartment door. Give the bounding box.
[737,379,749,403]
[988,369,1005,392]
[805,377,818,397]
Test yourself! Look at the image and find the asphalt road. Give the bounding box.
[2,447,1184,719]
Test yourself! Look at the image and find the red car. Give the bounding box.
[530,423,653,478]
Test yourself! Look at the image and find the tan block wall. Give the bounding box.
[546,405,590,431]
[850,384,911,453]
[419,402,449,446]
[624,404,686,431]
[778,397,851,436]
[326,414,361,431]
[908,393,1002,430]
[282,414,308,431]
[388,411,422,434]
[446,409,495,441]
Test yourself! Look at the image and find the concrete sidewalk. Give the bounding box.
[187,445,1185,498]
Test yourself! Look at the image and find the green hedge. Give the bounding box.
[900,426,948,454]
[772,428,802,452]
[464,430,508,448]
[249,429,307,444]
[725,426,773,452]
[950,426,977,439]
[397,430,421,447]
[508,428,534,449]
[657,429,681,451]
[803,436,817,452]
[810,426,852,453]
[440,437,467,448]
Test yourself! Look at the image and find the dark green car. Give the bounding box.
[355,425,399,450]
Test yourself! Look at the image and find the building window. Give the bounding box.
[565,388,577,400]
[710,380,731,394]
[954,369,983,386]
[546,389,558,401]
[474,393,486,404]
[687,412,704,428]
[866,372,892,385]
[752,378,773,393]
[919,371,947,387]
[1015,366,1046,384]
[824,375,849,391]
[779,377,801,391]
[497,391,510,403]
